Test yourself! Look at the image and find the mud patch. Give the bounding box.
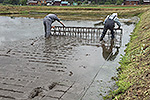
[28,87,44,99]
[48,82,57,90]
[0,95,15,99]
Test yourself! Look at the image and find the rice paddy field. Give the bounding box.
[0,4,150,100]
[0,5,149,20]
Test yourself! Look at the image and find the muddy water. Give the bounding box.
[0,16,136,100]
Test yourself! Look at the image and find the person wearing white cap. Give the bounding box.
[100,13,121,41]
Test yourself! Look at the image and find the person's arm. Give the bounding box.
[55,19,65,27]
[114,18,121,29]
[52,17,65,28]
[52,26,55,28]
[59,21,65,27]
[103,15,109,25]
[52,21,65,28]
[54,15,65,27]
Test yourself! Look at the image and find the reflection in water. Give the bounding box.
[42,34,121,100]
[101,39,119,61]
[43,34,120,62]
[43,35,77,60]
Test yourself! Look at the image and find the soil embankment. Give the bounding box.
[0,5,149,20]
[110,9,150,100]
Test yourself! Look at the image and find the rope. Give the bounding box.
[80,42,115,100]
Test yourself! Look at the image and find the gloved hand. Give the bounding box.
[52,26,55,28]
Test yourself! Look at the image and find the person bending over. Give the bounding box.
[43,14,65,38]
[100,13,121,41]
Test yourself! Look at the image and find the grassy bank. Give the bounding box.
[0,5,149,20]
[104,9,150,100]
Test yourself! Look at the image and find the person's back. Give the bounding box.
[105,18,115,29]
[45,14,60,23]
[100,13,121,41]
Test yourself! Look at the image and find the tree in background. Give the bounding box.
[0,0,4,3]
[19,0,27,5]
[3,0,10,4]
[88,0,120,5]
[2,0,27,5]
[0,0,126,5]
[139,0,143,4]
[77,0,82,5]
[3,0,19,5]
[116,0,123,5]
[116,0,121,5]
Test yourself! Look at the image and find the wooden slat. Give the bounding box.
[51,26,122,35]
[51,26,123,47]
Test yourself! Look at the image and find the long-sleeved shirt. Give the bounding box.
[103,15,121,27]
[45,14,60,23]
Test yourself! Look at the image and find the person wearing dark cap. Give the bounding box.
[100,13,121,41]
[43,14,65,38]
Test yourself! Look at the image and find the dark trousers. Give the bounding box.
[101,21,115,40]
[43,18,52,38]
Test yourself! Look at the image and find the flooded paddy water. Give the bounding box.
[0,16,137,100]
